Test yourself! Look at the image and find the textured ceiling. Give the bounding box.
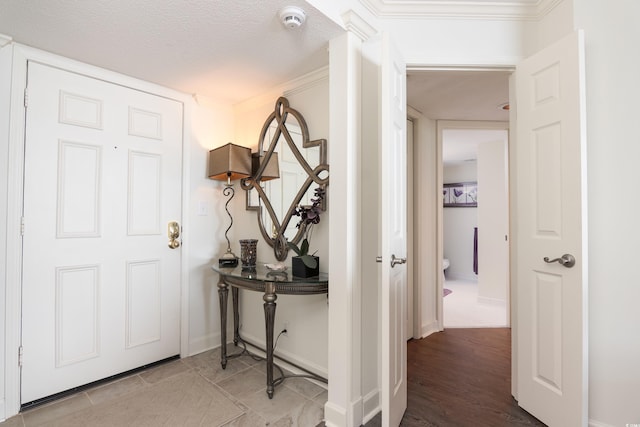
[0,0,345,104]
[407,70,510,122]
[407,70,511,164]
[0,0,511,161]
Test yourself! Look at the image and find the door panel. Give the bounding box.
[21,62,183,403]
[379,32,408,427]
[515,30,587,426]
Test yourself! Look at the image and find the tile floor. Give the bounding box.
[0,347,327,427]
[443,278,508,328]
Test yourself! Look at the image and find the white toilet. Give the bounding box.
[443,259,450,282]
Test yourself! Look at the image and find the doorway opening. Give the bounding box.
[406,69,512,333]
[439,123,509,328]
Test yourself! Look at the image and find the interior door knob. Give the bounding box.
[543,253,575,268]
[390,254,407,268]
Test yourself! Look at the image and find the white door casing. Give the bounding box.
[21,62,183,403]
[380,32,408,427]
[515,30,588,426]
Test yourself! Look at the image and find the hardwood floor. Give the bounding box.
[392,328,546,427]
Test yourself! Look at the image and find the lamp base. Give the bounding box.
[219,257,238,267]
[219,250,238,268]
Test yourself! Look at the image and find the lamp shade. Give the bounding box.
[251,152,280,181]
[208,143,252,181]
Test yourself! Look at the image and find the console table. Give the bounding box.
[212,263,328,398]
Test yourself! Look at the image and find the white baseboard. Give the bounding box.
[589,419,615,427]
[421,320,440,338]
[362,389,380,424]
[324,401,347,427]
[238,331,328,378]
[477,296,507,307]
[350,397,363,427]
[446,272,478,282]
[187,332,221,357]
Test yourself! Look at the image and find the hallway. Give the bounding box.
[365,328,544,426]
[400,328,545,426]
[443,279,508,328]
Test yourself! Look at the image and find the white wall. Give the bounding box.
[411,110,438,338]
[572,1,640,425]
[360,34,381,422]
[477,139,509,304]
[225,73,331,377]
[443,163,478,281]
[185,97,235,356]
[307,1,526,67]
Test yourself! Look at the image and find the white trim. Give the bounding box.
[408,65,516,72]
[324,401,348,427]
[3,43,192,419]
[326,31,362,427]
[406,116,415,339]
[341,10,379,41]
[234,66,329,114]
[283,67,329,98]
[421,320,440,338]
[4,45,28,419]
[234,331,328,377]
[186,333,222,358]
[407,107,422,340]
[180,96,192,362]
[359,0,563,20]
[477,296,508,307]
[0,34,12,48]
[361,388,381,425]
[588,419,615,427]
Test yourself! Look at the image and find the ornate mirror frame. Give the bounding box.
[241,97,329,261]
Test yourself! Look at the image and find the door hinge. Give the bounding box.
[18,346,23,367]
[24,87,28,108]
[20,216,25,236]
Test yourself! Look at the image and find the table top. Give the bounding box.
[212,263,328,295]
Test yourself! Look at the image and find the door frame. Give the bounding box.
[3,44,192,418]
[435,118,511,331]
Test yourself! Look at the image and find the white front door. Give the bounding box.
[379,33,408,427]
[21,62,183,403]
[515,30,588,426]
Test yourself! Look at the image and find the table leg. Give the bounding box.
[263,282,277,399]
[217,281,229,369]
[232,287,240,346]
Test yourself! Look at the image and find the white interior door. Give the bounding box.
[515,30,587,426]
[380,32,408,427]
[21,62,183,403]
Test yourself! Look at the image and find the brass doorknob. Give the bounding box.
[168,221,181,249]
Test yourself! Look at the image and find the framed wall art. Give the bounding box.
[443,181,478,207]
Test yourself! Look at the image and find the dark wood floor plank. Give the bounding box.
[399,328,546,427]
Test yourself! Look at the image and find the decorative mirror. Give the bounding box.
[241,97,329,261]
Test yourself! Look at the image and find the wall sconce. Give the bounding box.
[208,143,252,267]
[251,152,280,181]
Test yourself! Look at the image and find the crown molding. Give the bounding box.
[235,66,330,113]
[359,0,563,21]
[341,10,379,41]
[0,33,13,47]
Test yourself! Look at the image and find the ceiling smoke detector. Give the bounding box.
[279,6,306,29]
